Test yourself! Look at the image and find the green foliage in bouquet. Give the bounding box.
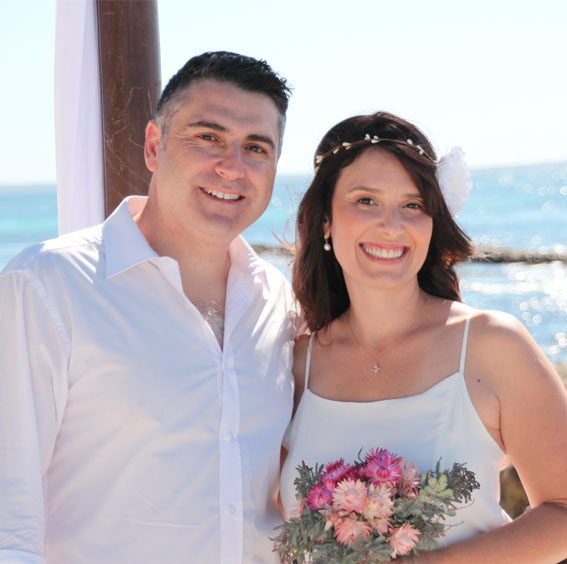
[273,450,480,564]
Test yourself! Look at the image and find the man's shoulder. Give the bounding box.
[249,248,293,294]
[1,223,104,276]
[255,253,289,283]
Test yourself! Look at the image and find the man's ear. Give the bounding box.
[144,121,162,173]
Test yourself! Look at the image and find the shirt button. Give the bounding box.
[224,432,233,442]
[228,505,236,514]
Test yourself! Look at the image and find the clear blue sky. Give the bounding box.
[2,0,566,184]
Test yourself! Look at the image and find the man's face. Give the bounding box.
[144,79,281,244]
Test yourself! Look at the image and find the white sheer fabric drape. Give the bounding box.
[54,0,104,235]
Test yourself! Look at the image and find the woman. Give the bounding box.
[280,112,567,562]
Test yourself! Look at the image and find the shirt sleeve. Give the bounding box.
[0,269,69,561]
[0,550,45,564]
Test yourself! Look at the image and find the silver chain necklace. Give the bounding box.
[346,295,429,374]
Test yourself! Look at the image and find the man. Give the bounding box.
[0,52,296,563]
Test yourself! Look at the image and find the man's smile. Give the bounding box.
[200,186,243,201]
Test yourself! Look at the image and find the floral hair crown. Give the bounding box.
[314,134,472,217]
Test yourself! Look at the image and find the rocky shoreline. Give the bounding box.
[253,244,567,264]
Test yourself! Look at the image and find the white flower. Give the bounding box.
[436,146,473,217]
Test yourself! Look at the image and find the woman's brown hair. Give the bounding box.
[292,112,473,332]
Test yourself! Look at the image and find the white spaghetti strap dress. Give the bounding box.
[280,316,512,546]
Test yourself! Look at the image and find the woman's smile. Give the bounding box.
[360,243,408,261]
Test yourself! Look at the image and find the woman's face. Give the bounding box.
[326,148,433,292]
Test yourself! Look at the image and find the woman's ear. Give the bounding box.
[322,217,331,239]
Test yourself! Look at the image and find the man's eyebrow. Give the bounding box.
[185,120,226,132]
[247,134,275,149]
[184,121,276,150]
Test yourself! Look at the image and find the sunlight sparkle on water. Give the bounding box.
[459,261,567,361]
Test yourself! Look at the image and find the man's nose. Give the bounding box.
[214,143,245,180]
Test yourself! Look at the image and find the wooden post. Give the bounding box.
[96,0,161,218]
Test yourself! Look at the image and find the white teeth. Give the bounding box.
[203,188,240,200]
[362,245,404,259]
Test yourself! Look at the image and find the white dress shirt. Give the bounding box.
[0,197,296,564]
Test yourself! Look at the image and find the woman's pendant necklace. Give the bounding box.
[347,295,429,375]
[347,319,382,373]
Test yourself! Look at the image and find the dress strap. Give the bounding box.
[459,315,472,374]
[304,333,315,391]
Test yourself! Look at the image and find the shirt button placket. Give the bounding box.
[218,348,243,563]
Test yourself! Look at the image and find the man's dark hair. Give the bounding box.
[156,51,291,142]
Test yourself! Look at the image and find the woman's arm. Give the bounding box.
[408,311,567,563]
[291,333,310,415]
[278,334,311,516]
[407,503,567,563]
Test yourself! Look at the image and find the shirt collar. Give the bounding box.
[103,196,271,290]
[102,196,159,279]
[228,235,271,292]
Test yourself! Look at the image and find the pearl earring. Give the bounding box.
[323,236,331,251]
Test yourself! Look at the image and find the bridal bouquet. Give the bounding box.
[273,448,479,563]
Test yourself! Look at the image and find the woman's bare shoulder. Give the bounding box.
[465,307,562,393]
[443,300,531,347]
[469,308,540,355]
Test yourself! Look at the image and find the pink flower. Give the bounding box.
[321,459,357,485]
[362,449,403,486]
[305,480,334,510]
[362,483,394,534]
[388,523,420,558]
[398,462,421,496]
[322,508,344,532]
[365,447,391,462]
[334,516,372,546]
[332,478,368,512]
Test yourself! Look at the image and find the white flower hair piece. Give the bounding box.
[435,147,473,217]
[314,136,472,217]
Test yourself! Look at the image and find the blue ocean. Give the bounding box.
[1,162,566,362]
